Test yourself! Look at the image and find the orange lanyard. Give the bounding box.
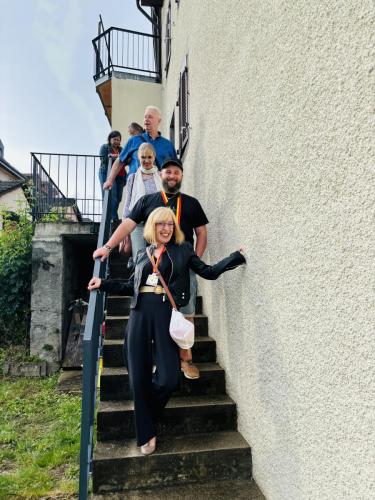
[161,191,181,224]
[150,245,165,273]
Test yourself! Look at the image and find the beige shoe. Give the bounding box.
[181,360,200,380]
[140,437,156,456]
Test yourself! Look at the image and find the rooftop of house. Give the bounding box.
[0,180,25,195]
[0,139,26,181]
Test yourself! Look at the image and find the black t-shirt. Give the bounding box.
[128,192,209,245]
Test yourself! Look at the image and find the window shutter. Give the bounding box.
[178,64,189,155]
[165,1,172,73]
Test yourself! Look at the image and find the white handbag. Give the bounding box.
[146,248,195,349]
[169,309,195,349]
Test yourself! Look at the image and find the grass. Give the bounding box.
[0,375,81,499]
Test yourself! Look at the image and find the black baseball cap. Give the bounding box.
[161,158,183,171]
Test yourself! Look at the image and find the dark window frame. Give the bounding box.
[178,57,189,157]
[169,110,175,146]
[165,0,172,74]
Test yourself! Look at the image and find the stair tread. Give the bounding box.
[92,479,264,500]
[98,394,235,413]
[105,313,207,320]
[107,295,203,299]
[101,361,223,377]
[103,335,214,346]
[94,431,250,460]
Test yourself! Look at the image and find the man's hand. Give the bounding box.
[103,179,113,190]
[93,219,137,261]
[93,246,110,261]
[88,277,102,291]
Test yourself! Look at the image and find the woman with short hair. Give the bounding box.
[122,142,162,262]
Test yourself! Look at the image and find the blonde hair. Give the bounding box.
[143,207,185,245]
[137,142,156,159]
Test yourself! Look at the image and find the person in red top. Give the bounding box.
[99,130,124,221]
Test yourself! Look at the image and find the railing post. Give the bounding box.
[31,155,37,221]
[107,29,111,77]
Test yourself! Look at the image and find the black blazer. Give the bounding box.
[100,242,246,309]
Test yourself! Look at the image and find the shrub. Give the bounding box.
[0,209,33,347]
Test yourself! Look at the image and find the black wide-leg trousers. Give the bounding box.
[123,293,180,446]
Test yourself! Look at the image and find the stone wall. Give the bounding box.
[30,223,97,372]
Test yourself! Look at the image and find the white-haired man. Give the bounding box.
[103,105,177,190]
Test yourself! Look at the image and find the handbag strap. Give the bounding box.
[146,247,177,310]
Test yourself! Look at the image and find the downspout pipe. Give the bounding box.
[136,0,161,33]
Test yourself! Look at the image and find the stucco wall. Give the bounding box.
[160,1,375,499]
[111,74,162,137]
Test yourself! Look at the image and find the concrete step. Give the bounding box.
[104,312,207,339]
[103,336,215,367]
[100,362,226,401]
[92,478,265,499]
[106,295,203,316]
[97,394,237,441]
[93,431,252,493]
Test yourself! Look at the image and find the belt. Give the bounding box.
[139,285,166,295]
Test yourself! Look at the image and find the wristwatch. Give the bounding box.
[104,244,112,254]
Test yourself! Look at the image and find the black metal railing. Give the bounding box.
[31,153,102,222]
[92,26,161,82]
[78,160,112,499]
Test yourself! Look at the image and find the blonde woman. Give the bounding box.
[122,143,162,262]
[88,207,245,456]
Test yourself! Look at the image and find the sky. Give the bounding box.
[0,0,151,175]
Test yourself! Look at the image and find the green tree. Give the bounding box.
[0,209,33,346]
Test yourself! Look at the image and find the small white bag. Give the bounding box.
[169,309,195,349]
[146,247,195,349]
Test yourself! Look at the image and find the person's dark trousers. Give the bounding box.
[123,295,180,446]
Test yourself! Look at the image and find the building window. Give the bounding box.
[169,111,175,147]
[178,59,189,157]
[165,1,172,74]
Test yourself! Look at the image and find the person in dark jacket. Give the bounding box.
[99,130,124,221]
[88,207,246,456]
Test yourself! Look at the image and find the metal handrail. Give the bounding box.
[78,159,113,499]
[92,26,161,81]
[30,152,102,222]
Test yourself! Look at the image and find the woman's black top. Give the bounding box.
[100,242,246,310]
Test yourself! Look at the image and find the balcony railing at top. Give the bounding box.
[92,26,161,82]
[31,153,103,223]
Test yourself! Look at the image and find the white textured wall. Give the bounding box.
[160,1,375,499]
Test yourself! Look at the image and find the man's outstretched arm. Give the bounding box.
[93,218,137,261]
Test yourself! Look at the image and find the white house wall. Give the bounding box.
[160,1,375,499]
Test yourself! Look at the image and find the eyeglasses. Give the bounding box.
[141,155,154,160]
[156,222,174,228]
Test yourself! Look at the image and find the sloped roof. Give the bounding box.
[0,157,26,181]
[0,180,25,195]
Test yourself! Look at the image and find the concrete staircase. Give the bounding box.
[92,251,263,498]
